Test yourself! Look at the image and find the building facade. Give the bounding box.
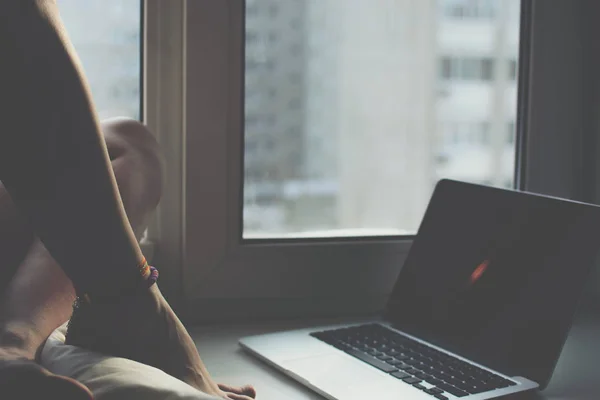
[244,0,520,236]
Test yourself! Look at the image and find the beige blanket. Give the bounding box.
[40,323,218,400]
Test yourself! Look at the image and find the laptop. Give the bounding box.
[239,179,600,400]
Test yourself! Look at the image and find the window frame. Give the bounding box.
[146,0,600,322]
[143,0,186,308]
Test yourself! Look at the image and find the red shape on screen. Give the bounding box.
[470,260,489,285]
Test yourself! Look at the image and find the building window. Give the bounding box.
[508,59,518,80]
[441,0,497,19]
[480,121,491,145]
[290,43,303,56]
[268,32,278,44]
[268,4,279,17]
[481,58,494,81]
[288,97,302,109]
[289,72,302,84]
[441,57,452,79]
[245,115,260,127]
[246,2,259,17]
[440,56,496,81]
[445,121,492,146]
[245,31,259,45]
[508,121,516,144]
[245,59,261,70]
[290,18,302,30]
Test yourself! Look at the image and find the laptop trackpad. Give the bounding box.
[283,353,429,398]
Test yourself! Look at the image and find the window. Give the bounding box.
[508,59,518,80]
[245,31,259,45]
[481,121,491,145]
[244,1,519,238]
[157,1,600,320]
[288,97,302,109]
[246,2,259,17]
[245,115,260,127]
[440,57,496,82]
[268,4,279,17]
[57,0,142,120]
[461,58,478,79]
[441,57,453,79]
[481,58,494,81]
[289,71,302,84]
[442,0,497,19]
[444,121,492,146]
[508,121,516,144]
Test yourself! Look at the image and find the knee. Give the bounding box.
[103,117,162,163]
[102,117,164,209]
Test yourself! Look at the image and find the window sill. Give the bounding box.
[190,311,600,400]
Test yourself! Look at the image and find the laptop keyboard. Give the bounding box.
[310,324,516,399]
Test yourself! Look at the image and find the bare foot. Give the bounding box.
[64,285,255,399]
[0,348,93,400]
[218,383,257,400]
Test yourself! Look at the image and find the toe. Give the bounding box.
[223,393,255,400]
[218,383,256,398]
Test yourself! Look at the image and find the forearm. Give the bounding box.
[0,1,142,294]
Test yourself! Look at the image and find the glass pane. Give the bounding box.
[243,0,520,238]
[57,0,142,120]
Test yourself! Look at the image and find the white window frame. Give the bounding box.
[145,0,600,321]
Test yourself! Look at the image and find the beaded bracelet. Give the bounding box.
[139,257,151,279]
[140,257,159,287]
[147,266,159,287]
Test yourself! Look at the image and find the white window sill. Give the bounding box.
[190,313,600,400]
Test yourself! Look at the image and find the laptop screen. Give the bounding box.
[386,180,600,387]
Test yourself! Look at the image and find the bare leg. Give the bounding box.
[0,119,165,397]
[0,0,143,297]
[0,118,161,360]
[0,118,255,399]
[0,115,164,400]
[0,176,91,399]
[0,184,33,296]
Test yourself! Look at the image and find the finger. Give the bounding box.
[218,383,256,398]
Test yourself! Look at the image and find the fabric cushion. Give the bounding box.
[40,323,218,400]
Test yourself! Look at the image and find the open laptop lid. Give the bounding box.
[385,179,600,389]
